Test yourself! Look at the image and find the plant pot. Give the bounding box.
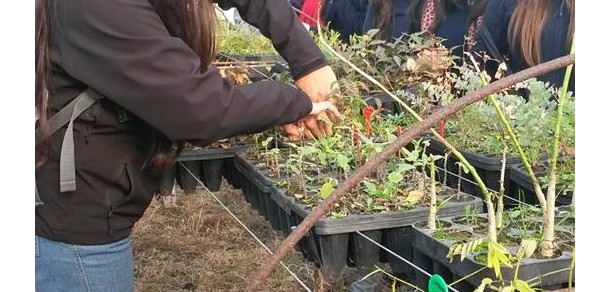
[508,163,573,207]
[223,158,241,189]
[199,159,224,192]
[411,216,575,291]
[177,144,249,192]
[176,161,200,195]
[233,155,274,219]
[232,152,484,279]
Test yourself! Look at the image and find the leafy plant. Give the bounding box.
[217,21,277,55]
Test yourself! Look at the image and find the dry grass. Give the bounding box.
[133,181,367,292]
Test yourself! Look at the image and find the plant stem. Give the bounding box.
[487,94,547,209]
[443,152,449,189]
[467,52,548,210]
[456,162,462,195]
[486,199,498,243]
[568,246,575,290]
[541,37,575,258]
[496,148,507,229]
[428,162,437,230]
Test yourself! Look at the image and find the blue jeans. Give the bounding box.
[35,235,134,292]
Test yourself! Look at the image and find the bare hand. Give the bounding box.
[282,100,341,141]
[286,65,340,140]
[295,65,339,102]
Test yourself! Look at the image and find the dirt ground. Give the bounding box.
[132,180,382,292]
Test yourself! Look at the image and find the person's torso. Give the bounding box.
[36,39,161,245]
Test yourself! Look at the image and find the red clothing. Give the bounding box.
[298,0,322,27]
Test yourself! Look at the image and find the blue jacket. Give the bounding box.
[362,0,414,40]
[473,0,574,93]
[325,0,370,43]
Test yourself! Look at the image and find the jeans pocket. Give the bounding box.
[35,236,39,257]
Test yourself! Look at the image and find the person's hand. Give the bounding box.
[294,65,340,137]
[295,65,338,102]
[282,100,341,141]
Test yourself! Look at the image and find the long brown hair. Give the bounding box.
[509,0,574,67]
[35,0,218,170]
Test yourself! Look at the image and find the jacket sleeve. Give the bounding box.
[214,0,328,79]
[56,0,312,146]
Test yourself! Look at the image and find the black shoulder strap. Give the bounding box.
[35,88,104,205]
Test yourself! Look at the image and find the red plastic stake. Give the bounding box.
[438,119,445,138]
[363,106,374,136]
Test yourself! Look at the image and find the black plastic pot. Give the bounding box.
[508,163,573,207]
[411,217,575,291]
[199,159,224,192]
[426,138,521,204]
[231,153,492,280]
[176,160,200,195]
[233,155,274,218]
[362,93,400,115]
[177,144,249,192]
[223,158,241,189]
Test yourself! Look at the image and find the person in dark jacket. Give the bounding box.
[35,0,340,290]
[406,0,488,58]
[363,0,486,57]
[323,0,370,43]
[473,0,574,93]
[363,0,414,41]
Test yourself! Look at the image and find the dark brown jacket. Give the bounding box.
[36,0,327,245]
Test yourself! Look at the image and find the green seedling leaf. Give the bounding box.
[513,279,536,292]
[487,241,513,278]
[388,171,404,184]
[299,145,317,156]
[319,181,335,199]
[261,136,274,148]
[337,154,350,171]
[474,278,493,292]
[509,210,521,218]
[397,163,415,173]
[519,238,537,258]
[363,181,378,194]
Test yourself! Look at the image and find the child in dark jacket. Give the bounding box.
[363,0,486,60]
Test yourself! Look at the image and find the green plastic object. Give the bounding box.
[428,274,448,292]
